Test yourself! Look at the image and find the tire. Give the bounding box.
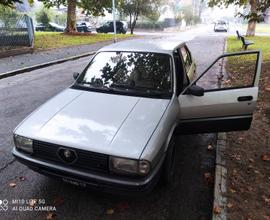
[161,135,176,185]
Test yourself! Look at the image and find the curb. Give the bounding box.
[0,51,96,80]
[0,47,34,59]
[212,132,227,220]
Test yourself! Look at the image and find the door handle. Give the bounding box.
[237,96,253,102]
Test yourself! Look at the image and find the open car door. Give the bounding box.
[177,50,262,134]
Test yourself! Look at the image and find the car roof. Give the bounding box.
[98,38,186,55]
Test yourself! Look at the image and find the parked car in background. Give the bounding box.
[96,21,127,34]
[35,22,65,32]
[214,20,228,32]
[76,21,92,33]
[12,39,261,194]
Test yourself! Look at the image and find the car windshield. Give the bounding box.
[217,21,226,25]
[75,51,172,98]
[104,22,110,27]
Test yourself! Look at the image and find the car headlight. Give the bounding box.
[13,134,33,154]
[110,156,151,176]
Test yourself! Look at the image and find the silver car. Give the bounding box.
[214,20,229,32]
[12,39,261,193]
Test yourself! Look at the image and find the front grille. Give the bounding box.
[33,140,109,174]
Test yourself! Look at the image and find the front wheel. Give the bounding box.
[161,135,176,185]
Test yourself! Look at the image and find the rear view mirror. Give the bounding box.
[73,72,80,80]
[185,85,204,96]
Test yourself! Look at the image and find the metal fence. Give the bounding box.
[0,14,34,47]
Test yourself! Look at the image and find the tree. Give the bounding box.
[35,7,51,27]
[53,12,67,26]
[0,4,20,28]
[118,0,162,34]
[40,0,111,33]
[147,10,160,25]
[0,0,33,8]
[208,0,270,36]
[181,6,194,25]
[0,0,22,7]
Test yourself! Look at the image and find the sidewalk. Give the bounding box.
[0,39,127,74]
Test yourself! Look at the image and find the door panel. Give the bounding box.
[177,50,261,134]
[179,87,258,119]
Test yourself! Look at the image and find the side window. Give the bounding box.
[195,52,259,90]
[180,46,192,73]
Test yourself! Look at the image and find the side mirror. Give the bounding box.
[73,72,80,80]
[185,85,204,96]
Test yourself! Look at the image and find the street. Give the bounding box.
[0,31,226,220]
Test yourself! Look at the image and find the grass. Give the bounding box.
[227,36,270,62]
[242,23,270,33]
[34,32,133,50]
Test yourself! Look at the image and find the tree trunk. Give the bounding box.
[129,14,132,34]
[66,0,77,33]
[130,13,138,35]
[246,20,256,36]
[130,26,134,34]
[131,19,136,34]
[246,0,257,36]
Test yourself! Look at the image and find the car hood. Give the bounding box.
[15,88,169,159]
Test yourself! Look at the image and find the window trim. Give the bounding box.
[181,50,261,95]
[173,50,190,95]
[179,45,192,73]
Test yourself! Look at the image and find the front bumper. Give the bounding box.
[12,148,164,195]
[214,28,227,32]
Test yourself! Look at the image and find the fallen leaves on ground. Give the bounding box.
[29,199,37,207]
[232,169,238,176]
[229,188,237,193]
[227,203,233,208]
[261,154,270,161]
[248,158,255,163]
[46,212,56,220]
[106,209,114,215]
[213,205,221,215]
[254,170,260,174]
[224,55,270,220]
[246,186,255,192]
[223,80,231,84]
[262,195,270,204]
[207,144,214,151]
[9,182,16,188]
[19,176,25,181]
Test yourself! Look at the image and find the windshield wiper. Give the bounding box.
[110,83,135,90]
[73,82,171,98]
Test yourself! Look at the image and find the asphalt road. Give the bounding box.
[0,34,225,220]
